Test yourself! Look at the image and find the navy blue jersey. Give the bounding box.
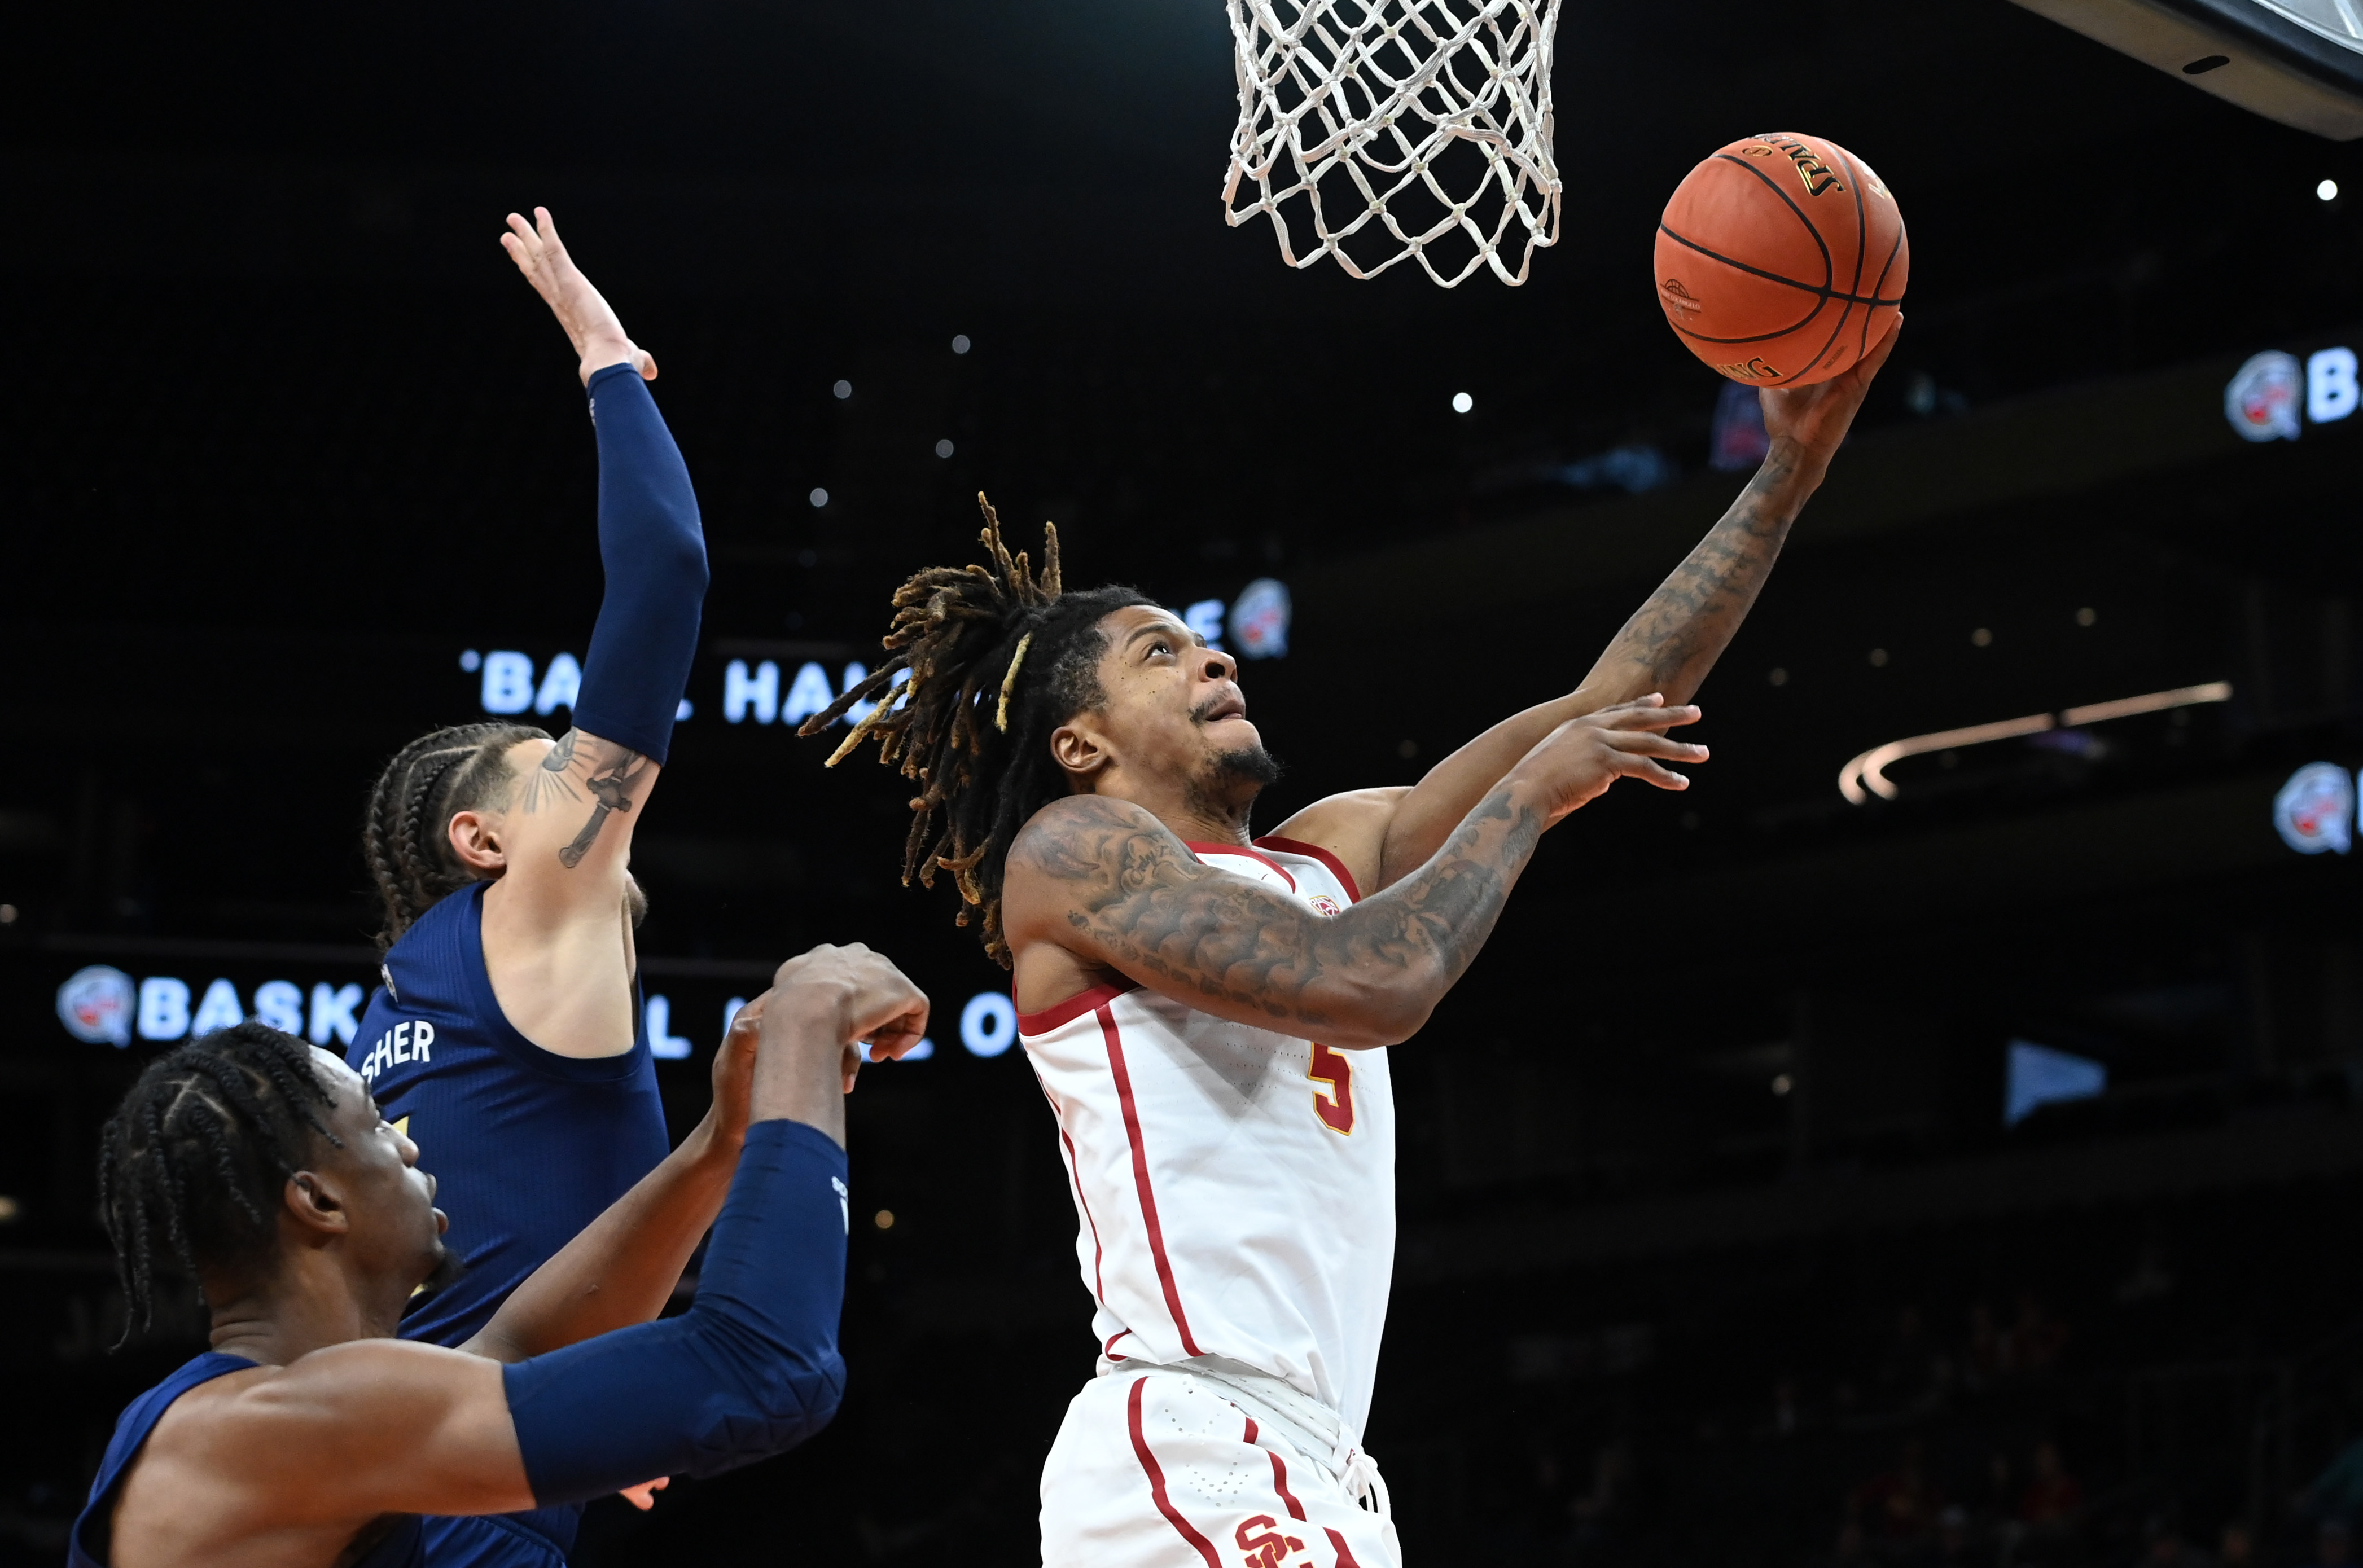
[72,1352,424,1568]
[349,877,670,1563]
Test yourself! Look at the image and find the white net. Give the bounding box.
[1222,0,1563,287]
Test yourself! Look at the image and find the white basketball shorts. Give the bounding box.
[1040,1371,1401,1568]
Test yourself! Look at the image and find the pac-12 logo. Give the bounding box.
[1229,578,1292,660]
[58,965,135,1047]
[2275,761,2354,854]
[1308,893,1343,917]
[2226,351,2301,443]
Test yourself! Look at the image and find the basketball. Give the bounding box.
[1655,131,1908,388]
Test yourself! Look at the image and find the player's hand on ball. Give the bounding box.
[499,205,657,385]
[1512,695,1707,824]
[1760,313,1903,467]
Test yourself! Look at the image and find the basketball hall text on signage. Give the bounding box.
[460,580,1293,728]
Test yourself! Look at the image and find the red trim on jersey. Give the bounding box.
[1325,1527,1366,1567]
[1244,1417,1310,1521]
[1186,840,1296,891]
[1253,836,1362,903]
[1129,1378,1222,1568]
[1105,1330,1131,1361]
[1098,1005,1204,1357]
[1059,1127,1108,1306]
[1018,980,1140,1035]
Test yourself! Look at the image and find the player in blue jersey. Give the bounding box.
[73,945,926,1568]
[345,207,711,1563]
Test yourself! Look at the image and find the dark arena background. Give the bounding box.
[16,2,2363,1565]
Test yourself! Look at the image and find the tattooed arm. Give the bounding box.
[466,726,664,1058]
[511,729,659,875]
[1269,319,1900,893]
[1004,700,1706,1048]
[461,209,706,1058]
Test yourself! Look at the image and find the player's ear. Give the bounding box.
[446,810,507,874]
[1048,718,1113,788]
[283,1170,350,1241]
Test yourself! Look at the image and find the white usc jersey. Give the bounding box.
[1020,837,1396,1439]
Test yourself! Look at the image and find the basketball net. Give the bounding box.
[1222,0,1562,287]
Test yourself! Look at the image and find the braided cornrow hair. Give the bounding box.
[799,495,1152,965]
[362,721,549,951]
[96,1021,343,1346]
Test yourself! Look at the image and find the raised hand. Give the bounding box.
[1759,313,1903,468]
[762,944,931,1116]
[1507,695,1709,825]
[498,206,656,386]
[782,945,928,1061]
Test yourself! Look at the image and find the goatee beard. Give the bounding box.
[1186,745,1283,823]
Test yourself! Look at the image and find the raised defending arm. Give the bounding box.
[1009,700,1705,1048]
[496,207,708,894]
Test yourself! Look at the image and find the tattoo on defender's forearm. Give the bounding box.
[1027,789,1542,1030]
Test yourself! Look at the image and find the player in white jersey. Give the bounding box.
[805,321,1897,1566]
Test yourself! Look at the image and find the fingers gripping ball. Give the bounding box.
[1655,133,1908,388]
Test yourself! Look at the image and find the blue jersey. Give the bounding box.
[72,1352,423,1568]
[349,877,670,1564]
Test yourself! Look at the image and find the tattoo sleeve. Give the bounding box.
[1014,789,1545,1038]
[1602,449,1815,704]
[520,730,652,869]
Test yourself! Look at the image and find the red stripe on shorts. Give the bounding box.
[1128,1377,1222,1568]
[1099,1005,1204,1356]
[1325,1527,1366,1567]
[1243,1416,1309,1522]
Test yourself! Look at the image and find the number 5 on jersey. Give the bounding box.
[1309,1044,1355,1135]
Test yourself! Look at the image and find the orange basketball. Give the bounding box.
[1655,132,1907,388]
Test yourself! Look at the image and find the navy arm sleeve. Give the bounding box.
[499,1119,848,1505]
[570,363,709,765]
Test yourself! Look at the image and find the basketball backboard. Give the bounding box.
[2011,0,2363,138]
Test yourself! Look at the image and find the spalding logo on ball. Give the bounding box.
[1656,131,1908,388]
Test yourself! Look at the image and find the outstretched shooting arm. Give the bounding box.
[1004,701,1706,1049]
[1272,318,1901,894]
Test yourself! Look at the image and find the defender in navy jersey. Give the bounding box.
[77,950,925,1568]
[345,207,709,1565]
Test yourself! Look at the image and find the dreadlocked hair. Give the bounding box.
[799,494,1152,967]
[363,720,550,951]
[96,1021,343,1347]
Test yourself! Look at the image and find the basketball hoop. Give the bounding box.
[1221,0,1563,287]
